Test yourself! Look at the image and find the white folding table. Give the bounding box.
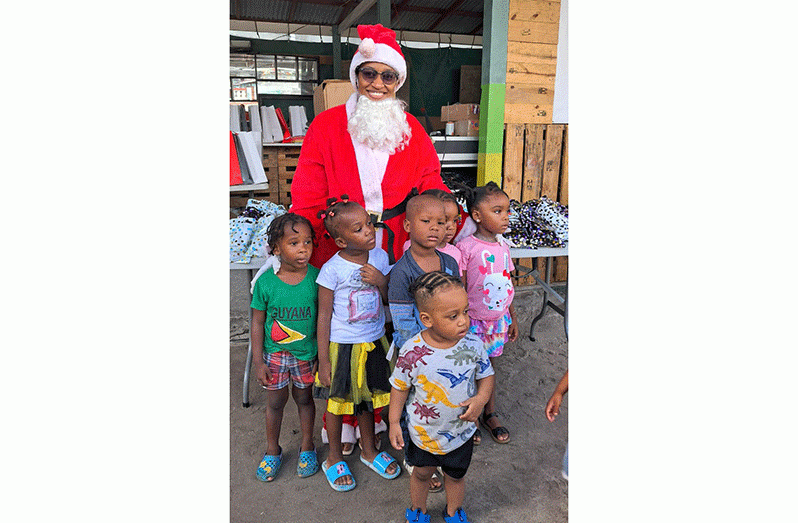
[508,246,569,341]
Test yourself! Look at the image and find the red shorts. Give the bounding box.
[262,351,315,390]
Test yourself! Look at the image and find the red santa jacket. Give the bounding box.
[290,104,448,267]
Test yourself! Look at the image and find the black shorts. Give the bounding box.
[405,435,474,480]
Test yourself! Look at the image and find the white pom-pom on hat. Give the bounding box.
[359,38,376,58]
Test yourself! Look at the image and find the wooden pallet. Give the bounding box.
[277,150,300,206]
[262,146,301,206]
[502,123,568,284]
[230,189,279,209]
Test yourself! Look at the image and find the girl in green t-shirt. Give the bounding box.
[251,213,320,482]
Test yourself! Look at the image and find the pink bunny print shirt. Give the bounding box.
[456,235,515,321]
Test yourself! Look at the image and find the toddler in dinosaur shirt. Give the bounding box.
[388,271,494,523]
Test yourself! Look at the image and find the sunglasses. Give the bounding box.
[357,67,399,85]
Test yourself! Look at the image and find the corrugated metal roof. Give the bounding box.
[230,0,484,35]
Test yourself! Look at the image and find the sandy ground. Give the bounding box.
[230,271,568,523]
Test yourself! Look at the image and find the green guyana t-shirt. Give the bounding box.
[250,265,319,361]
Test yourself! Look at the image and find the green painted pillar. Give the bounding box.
[478,0,509,186]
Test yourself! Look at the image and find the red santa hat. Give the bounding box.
[349,24,407,91]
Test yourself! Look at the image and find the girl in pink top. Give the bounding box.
[455,182,518,445]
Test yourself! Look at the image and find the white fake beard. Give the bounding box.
[347,96,412,154]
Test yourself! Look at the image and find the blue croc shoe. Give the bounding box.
[405,508,430,523]
[256,450,282,482]
[442,507,471,523]
[297,447,319,478]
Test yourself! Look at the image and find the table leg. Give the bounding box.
[528,260,567,342]
[529,289,548,342]
[243,269,253,408]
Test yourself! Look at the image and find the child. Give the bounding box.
[315,197,400,491]
[251,213,319,482]
[389,271,495,523]
[389,193,461,493]
[455,181,518,445]
[545,370,569,480]
[389,193,461,351]
[401,189,464,273]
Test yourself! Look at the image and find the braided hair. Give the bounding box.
[422,188,459,207]
[462,181,508,218]
[266,213,315,255]
[317,195,364,239]
[409,271,464,309]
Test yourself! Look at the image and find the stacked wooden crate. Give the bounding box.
[505,0,561,124]
[275,148,300,206]
[502,123,568,284]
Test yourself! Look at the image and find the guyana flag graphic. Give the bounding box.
[270,320,306,345]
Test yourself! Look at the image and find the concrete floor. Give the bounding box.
[230,270,568,523]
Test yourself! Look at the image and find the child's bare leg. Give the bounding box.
[324,412,353,486]
[410,465,435,514]
[265,387,290,455]
[291,385,315,452]
[356,410,376,458]
[482,355,509,442]
[442,473,466,517]
[357,410,397,474]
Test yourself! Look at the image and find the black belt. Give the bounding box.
[367,188,419,264]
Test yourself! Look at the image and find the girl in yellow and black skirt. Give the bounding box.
[314,197,401,492]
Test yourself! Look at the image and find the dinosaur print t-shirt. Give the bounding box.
[389,332,494,455]
[456,235,515,321]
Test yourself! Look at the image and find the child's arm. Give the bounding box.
[360,263,388,304]
[459,374,495,422]
[388,387,410,450]
[507,303,518,342]
[387,265,420,349]
[316,286,334,387]
[251,308,272,386]
[545,370,569,422]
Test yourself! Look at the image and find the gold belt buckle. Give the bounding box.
[367,210,382,223]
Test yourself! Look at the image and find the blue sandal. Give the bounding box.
[321,460,356,492]
[256,450,282,482]
[405,508,431,523]
[297,448,319,478]
[442,507,471,523]
[360,451,400,479]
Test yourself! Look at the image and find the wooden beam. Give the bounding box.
[336,1,357,25]
[339,0,377,32]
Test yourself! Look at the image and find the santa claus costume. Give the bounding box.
[290,24,448,267]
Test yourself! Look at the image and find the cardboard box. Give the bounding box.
[313,80,355,116]
[441,103,479,122]
[453,119,479,136]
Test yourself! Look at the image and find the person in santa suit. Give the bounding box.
[289,23,449,493]
[290,23,448,267]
